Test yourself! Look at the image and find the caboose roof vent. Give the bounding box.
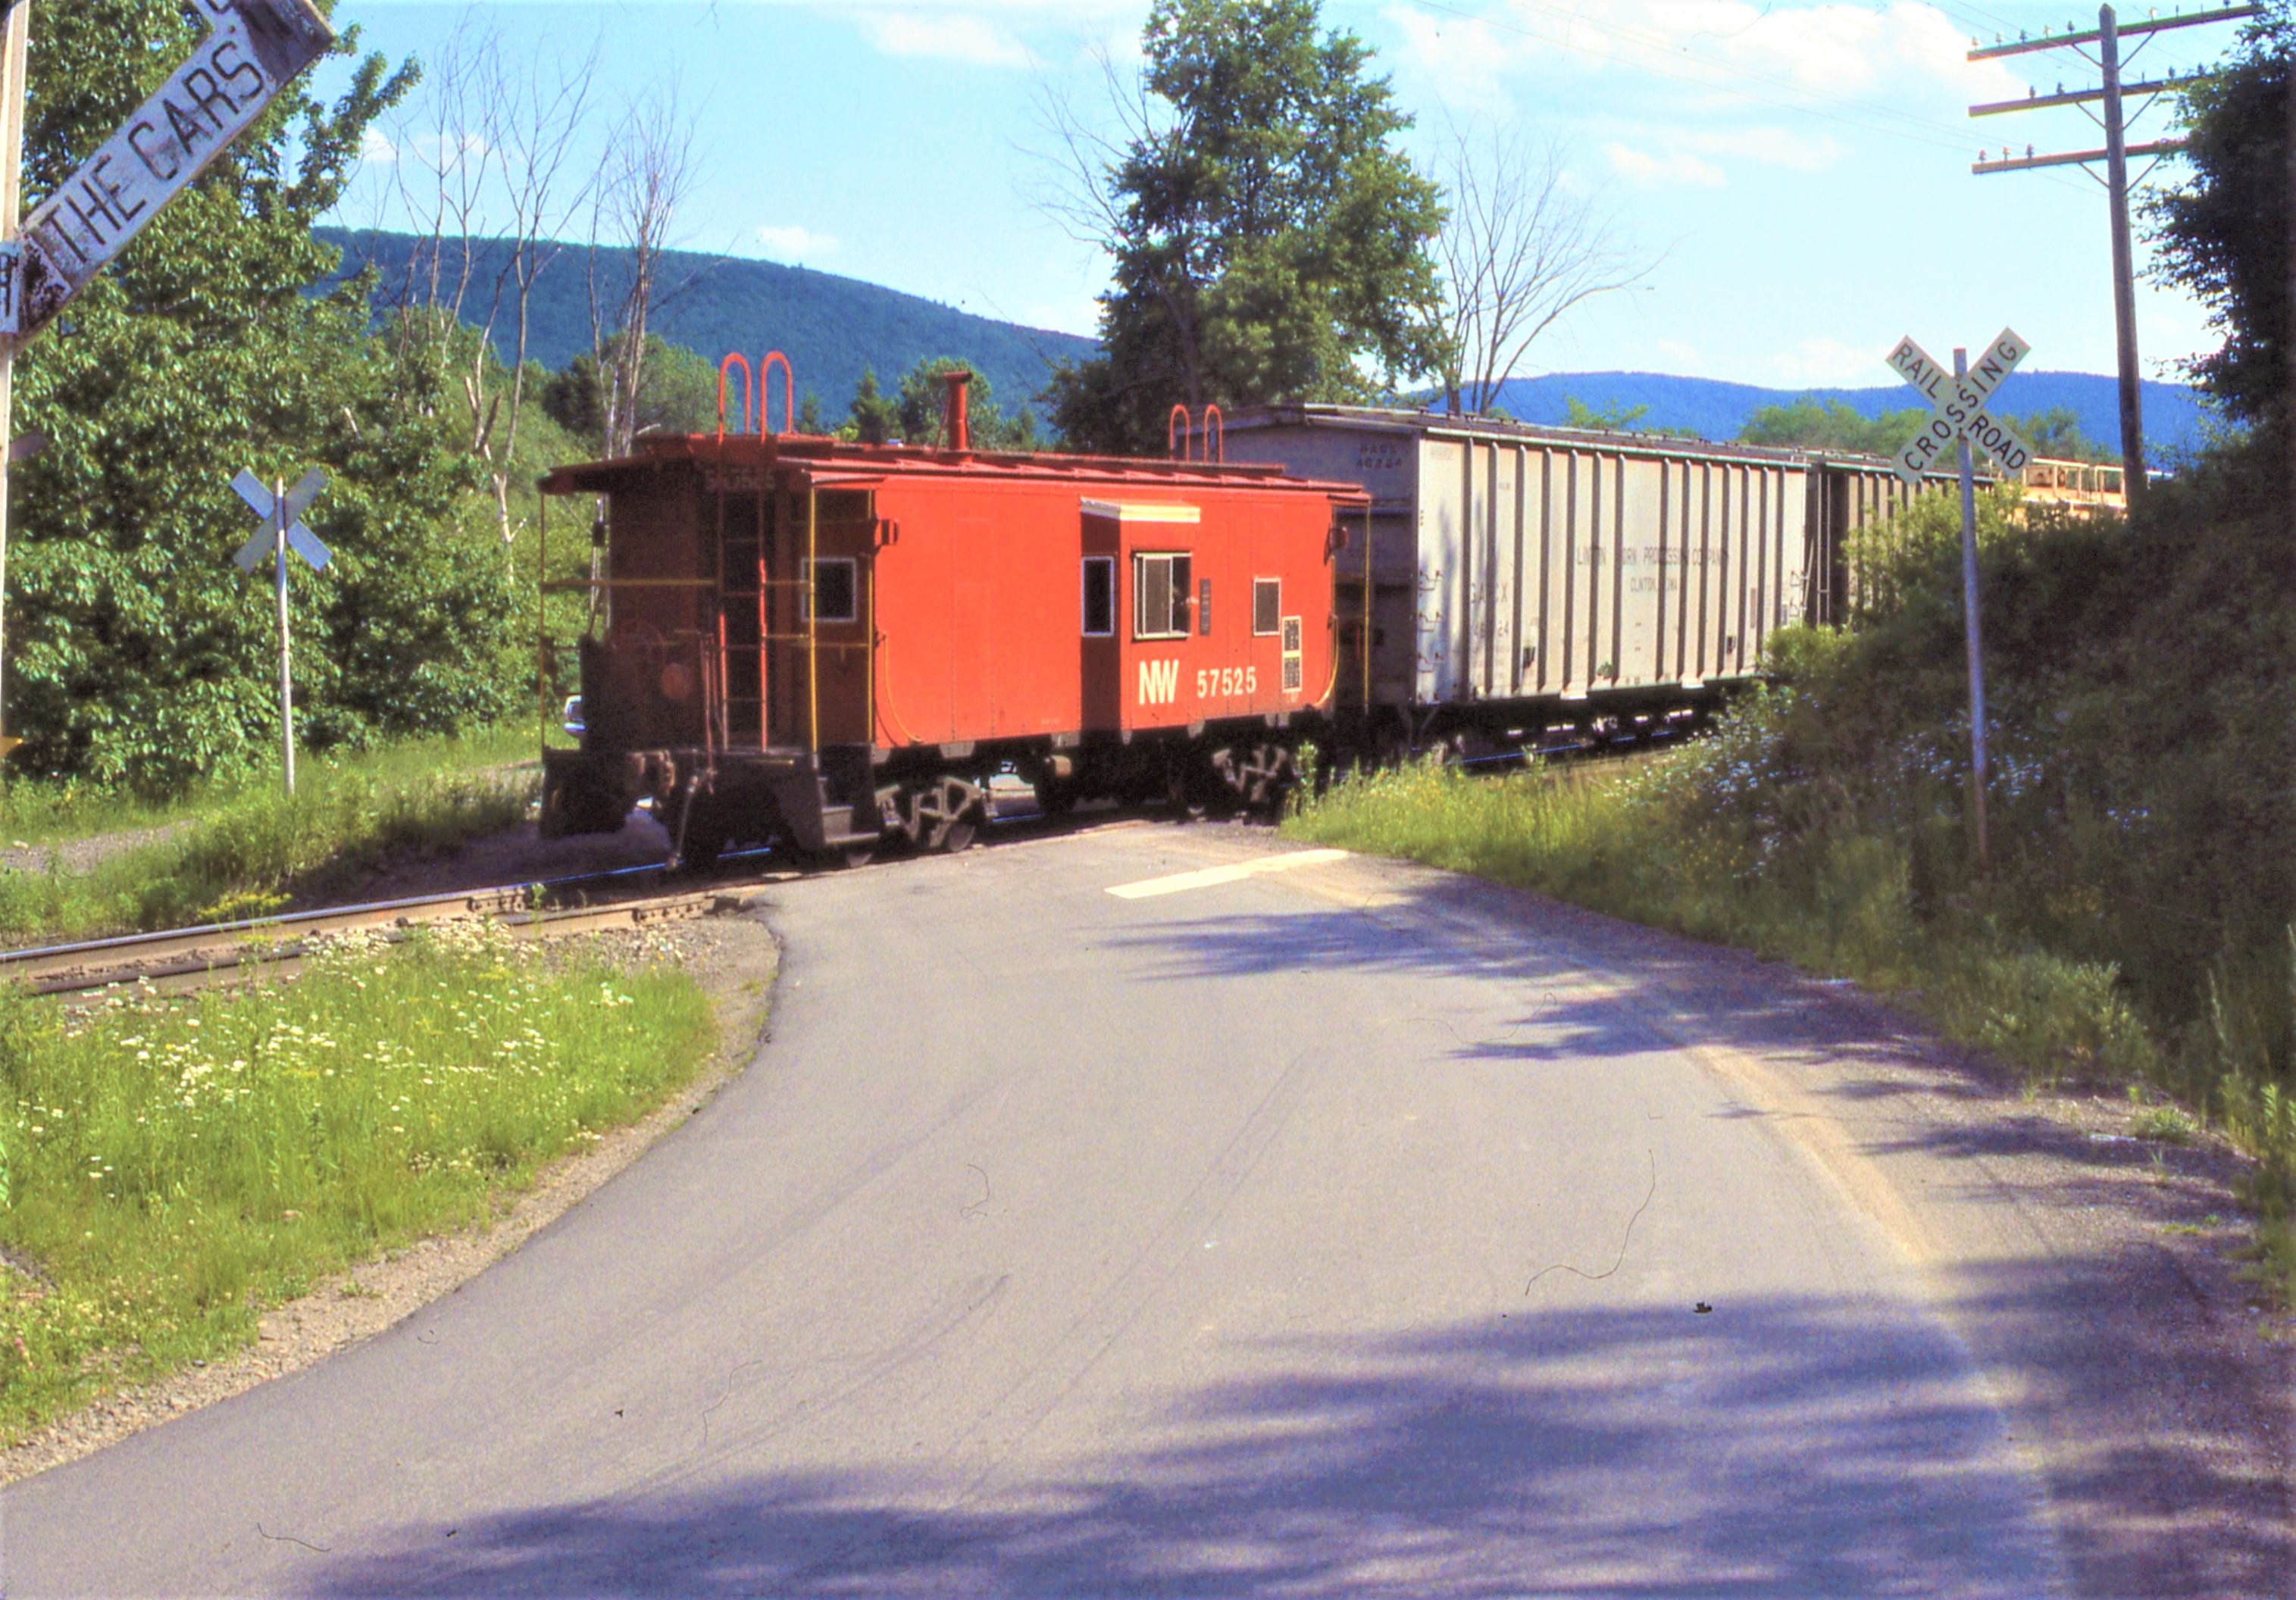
[940,368,974,452]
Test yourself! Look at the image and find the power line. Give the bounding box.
[1968,2,2254,501]
[1397,0,2099,194]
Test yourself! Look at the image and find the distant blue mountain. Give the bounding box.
[1481,370,2215,455]
[316,229,1096,423]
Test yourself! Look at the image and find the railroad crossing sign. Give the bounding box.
[1885,329,2036,486]
[231,464,327,796]
[0,0,332,341]
[231,466,329,573]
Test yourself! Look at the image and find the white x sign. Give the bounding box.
[232,466,330,573]
[1885,329,2036,487]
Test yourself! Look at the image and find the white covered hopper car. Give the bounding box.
[1215,405,1924,752]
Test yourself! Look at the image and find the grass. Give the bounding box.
[1290,748,2295,1302]
[0,920,714,1440]
[0,723,540,848]
[0,724,550,942]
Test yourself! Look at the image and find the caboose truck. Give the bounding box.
[535,366,1367,867]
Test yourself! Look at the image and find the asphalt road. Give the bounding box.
[5,823,2279,1595]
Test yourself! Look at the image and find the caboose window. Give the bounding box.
[1253,578,1281,636]
[1133,552,1191,639]
[1081,557,1115,636]
[805,558,857,623]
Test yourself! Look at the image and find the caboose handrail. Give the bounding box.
[762,351,796,436]
[1166,404,1226,464]
[805,483,819,753]
[716,353,754,441]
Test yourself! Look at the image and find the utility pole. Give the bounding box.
[1970,2,2259,511]
[0,0,28,764]
[2285,30,2296,513]
[2100,8,2145,499]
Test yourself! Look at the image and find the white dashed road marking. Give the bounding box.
[1104,848,1350,900]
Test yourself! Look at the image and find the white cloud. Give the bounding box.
[756,223,839,261]
[871,3,1144,68]
[1605,142,1726,189]
[1390,0,2025,113]
[1384,5,1544,114]
[358,129,396,167]
[1656,339,1704,370]
[856,10,1034,67]
[404,130,490,174]
[1681,126,1844,173]
[1767,336,1887,387]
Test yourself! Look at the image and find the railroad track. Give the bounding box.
[0,755,1663,1000]
[0,858,788,998]
[0,805,1153,1000]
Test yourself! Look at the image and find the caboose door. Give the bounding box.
[763,487,877,751]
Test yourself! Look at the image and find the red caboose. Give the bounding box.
[535,373,1367,864]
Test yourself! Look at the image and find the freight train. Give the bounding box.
[535,369,1365,866]
[1212,402,1918,759]
[534,365,1928,866]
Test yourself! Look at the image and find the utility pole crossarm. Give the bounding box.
[1975,138,2188,173]
[1972,76,2200,115]
[1966,4,2197,505]
[1969,2,2256,59]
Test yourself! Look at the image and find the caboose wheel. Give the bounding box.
[541,776,628,839]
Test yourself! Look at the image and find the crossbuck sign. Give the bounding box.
[231,467,329,574]
[233,466,329,795]
[1885,330,2035,487]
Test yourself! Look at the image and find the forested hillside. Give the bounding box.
[317,230,1096,423]
[1482,370,2210,454]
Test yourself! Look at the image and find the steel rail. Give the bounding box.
[0,848,793,997]
[12,887,771,999]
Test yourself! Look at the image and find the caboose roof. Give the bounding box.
[536,431,1372,504]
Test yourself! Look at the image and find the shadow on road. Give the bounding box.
[301,1292,2090,1598]
[278,865,2288,1599]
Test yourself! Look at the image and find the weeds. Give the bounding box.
[0,727,543,942]
[0,920,712,1439]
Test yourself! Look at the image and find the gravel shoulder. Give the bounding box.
[0,821,194,880]
[0,908,779,1488]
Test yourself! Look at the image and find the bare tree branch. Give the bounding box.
[482,32,601,546]
[1422,127,1651,417]
[587,78,701,459]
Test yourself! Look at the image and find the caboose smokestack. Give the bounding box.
[940,369,973,452]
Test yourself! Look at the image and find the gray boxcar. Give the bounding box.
[1215,405,1919,745]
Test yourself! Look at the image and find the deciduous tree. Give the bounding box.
[1041,0,1443,454]
[10,0,520,789]
[1422,127,1645,418]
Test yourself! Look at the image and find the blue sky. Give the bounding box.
[318,1,2249,392]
